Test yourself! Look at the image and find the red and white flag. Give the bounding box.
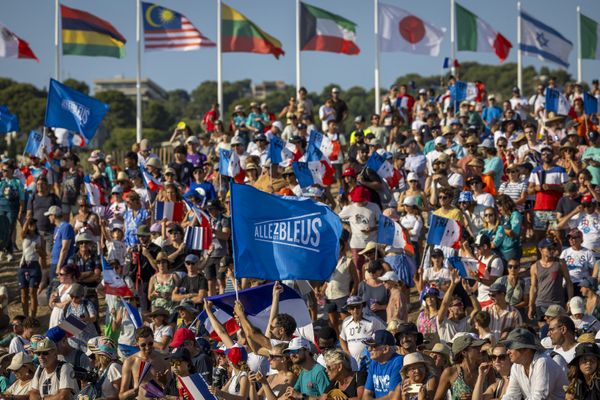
[102,257,133,297]
[0,22,38,61]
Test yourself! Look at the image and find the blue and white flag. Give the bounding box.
[520,11,573,68]
[545,88,571,115]
[218,148,244,182]
[178,373,216,400]
[121,298,143,329]
[268,135,295,166]
[427,214,461,248]
[584,92,599,115]
[0,106,19,133]
[230,183,342,281]
[23,130,51,158]
[366,150,399,187]
[199,283,314,342]
[44,78,109,144]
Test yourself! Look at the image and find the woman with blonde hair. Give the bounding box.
[321,349,365,400]
[249,343,296,400]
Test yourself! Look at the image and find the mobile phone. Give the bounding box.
[407,384,422,394]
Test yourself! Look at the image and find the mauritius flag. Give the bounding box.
[300,2,359,55]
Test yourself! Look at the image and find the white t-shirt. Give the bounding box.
[554,344,578,365]
[559,247,595,283]
[338,202,381,249]
[9,335,29,354]
[510,96,529,120]
[30,363,78,398]
[152,324,173,345]
[571,212,600,251]
[477,255,504,303]
[339,316,386,366]
[99,363,122,398]
[318,106,336,131]
[5,379,32,395]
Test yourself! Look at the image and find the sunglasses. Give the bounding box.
[170,360,184,367]
[269,354,284,360]
[286,349,301,355]
[484,214,495,217]
[507,264,519,269]
[438,195,449,200]
[139,341,154,348]
[491,354,508,361]
[37,351,51,356]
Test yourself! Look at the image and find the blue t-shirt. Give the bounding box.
[482,106,502,124]
[365,352,404,398]
[51,221,75,265]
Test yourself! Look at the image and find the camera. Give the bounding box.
[73,366,99,383]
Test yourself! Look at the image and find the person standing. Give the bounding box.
[0,161,25,262]
[45,206,74,281]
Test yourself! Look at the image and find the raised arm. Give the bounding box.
[437,268,459,323]
[204,299,235,348]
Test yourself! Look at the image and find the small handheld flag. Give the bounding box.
[427,214,461,248]
[154,201,185,222]
[121,298,143,329]
[545,88,570,115]
[178,373,217,400]
[0,106,19,133]
[584,92,599,115]
[102,256,133,297]
[377,215,414,255]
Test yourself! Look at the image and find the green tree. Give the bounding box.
[62,78,89,95]
[95,90,135,131]
[143,100,173,134]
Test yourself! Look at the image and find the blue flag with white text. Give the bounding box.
[230,183,342,281]
[0,106,19,133]
[44,79,109,144]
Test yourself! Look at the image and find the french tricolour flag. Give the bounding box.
[141,166,163,192]
[427,214,461,249]
[292,145,334,188]
[198,283,314,343]
[366,150,400,188]
[308,130,339,161]
[178,373,217,400]
[268,135,297,167]
[219,148,245,183]
[83,175,103,206]
[545,88,571,115]
[102,256,133,297]
[377,215,414,255]
[154,201,185,222]
[122,298,143,329]
[58,315,87,337]
[183,199,212,250]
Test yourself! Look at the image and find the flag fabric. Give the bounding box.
[442,57,460,69]
[378,3,445,56]
[308,130,339,160]
[0,22,38,61]
[221,3,284,59]
[185,226,212,251]
[584,92,600,115]
[102,256,133,297]
[366,151,400,188]
[142,2,215,51]
[139,362,153,384]
[455,3,512,62]
[118,344,139,357]
[268,135,296,166]
[0,106,19,133]
[178,373,217,400]
[23,131,51,159]
[61,4,126,58]
[520,10,572,68]
[450,80,485,104]
[45,79,109,144]
[581,13,600,60]
[218,148,245,183]
[58,315,88,337]
[427,215,461,248]
[197,304,240,341]
[231,183,342,281]
[140,165,163,192]
[545,88,571,115]
[121,298,143,329]
[377,215,414,255]
[200,283,315,342]
[143,380,165,398]
[154,201,185,222]
[83,175,103,206]
[293,145,335,188]
[300,2,359,55]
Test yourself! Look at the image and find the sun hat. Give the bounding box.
[174,299,199,314]
[91,336,117,360]
[33,338,57,353]
[358,241,382,256]
[458,191,474,203]
[424,343,452,360]
[400,352,433,379]
[149,308,170,318]
[545,304,567,318]
[452,334,486,355]
[500,328,540,350]
[569,342,600,366]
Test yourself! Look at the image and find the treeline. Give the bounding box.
[0,62,574,154]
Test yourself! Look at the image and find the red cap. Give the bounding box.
[342,167,357,178]
[226,345,248,365]
[581,195,595,204]
[169,328,195,348]
[349,185,371,202]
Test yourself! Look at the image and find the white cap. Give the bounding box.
[272,121,283,131]
[569,296,585,315]
[434,136,447,146]
[7,353,33,371]
[378,271,400,282]
[403,196,418,207]
[406,172,419,182]
[283,337,311,353]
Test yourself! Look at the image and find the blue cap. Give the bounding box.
[46,327,67,343]
[458,191,473,203]
[538,238,554,248]
[362,330,396,346]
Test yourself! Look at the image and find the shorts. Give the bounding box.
[324,296,348,313]
[533,211,558,231]
[17,263,42,289]
[204,258,219,280]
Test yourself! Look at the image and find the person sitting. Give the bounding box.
[395,352,438,400]
[362,330,403,399]
[565,342,600,400]
[1,353,35,400]
[321,349,365,400]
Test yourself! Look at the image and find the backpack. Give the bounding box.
[76,365,109,400]
[34,361,65,397]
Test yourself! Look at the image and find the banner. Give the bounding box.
[230,183,342,281]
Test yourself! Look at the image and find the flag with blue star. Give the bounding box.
[520,10,572,68]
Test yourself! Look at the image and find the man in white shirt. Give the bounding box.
[557,196,600,252]
[502,328,567,400]
[559,228,595,289]
[339,296,385,367]
[8,317,39,354]
[547,316,579,366]
[29,338,78,400]
[509,86,529,121]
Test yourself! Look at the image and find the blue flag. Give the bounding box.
[268,135,286,165]
[545,88,570,114]
[442,57,450,69]
[0,106,19,133]
[230,183,342,281]
[520,11,572,68]
[44,79,109,143]
[23,130,46,158]
[448,256,468,278]
[584,92,599,115]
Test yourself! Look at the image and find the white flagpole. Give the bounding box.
[136,0,142,143]
[296,0,301,95]
[217,0,223,119]
[577,6,582,83]
[517,1,523,92]
[55,0,61,81]
[374,0,380,114]
[450,0,456,76]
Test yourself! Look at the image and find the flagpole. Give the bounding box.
[295,0,301,95]
[374,0,381,114]
[217,0,223,119]
[577,6,582,83]
[136,0,142,143]
[54,0,61,81]
[517,1,523,92]
[450,0,456,76]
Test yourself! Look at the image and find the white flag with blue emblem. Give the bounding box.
[520,11,572,68]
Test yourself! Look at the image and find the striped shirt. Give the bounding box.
[529,165,568,210]
[499,181,528,211]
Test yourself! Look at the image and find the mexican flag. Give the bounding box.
[300,2,359,55]
[581,13,600,60]
[221,3,284,59]
[456,3,512,62]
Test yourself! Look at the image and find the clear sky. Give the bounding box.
[2,0,600,94]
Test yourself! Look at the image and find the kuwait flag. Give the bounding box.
[0,22,38,61]
[581,13,600,60]
[456,3,512,62]
[378,3,445,56]
[154,201,185,222]
[300,3,359,55]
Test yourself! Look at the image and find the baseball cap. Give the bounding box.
[44,205,62,217]
[378,271,400,282]
[7,353,33,371]
[272,121,283,131]
[407,172,419,182]
[354,115,365,123]
[167,347,193,364]
[46,327,67,343]
[489,282,507,293]
[567,228,583,239]
[346,296,365,307]
[283,337,311,353]
[362,330,395,347]
[458,191,474,203]
[342,167,357,178]
[169,328,196,348]
[545,304,567,318]
[538,238,554,248]
[452,335,486,355]
[185,254,199,264]
[570,296,585,315]
[434,136,447,146]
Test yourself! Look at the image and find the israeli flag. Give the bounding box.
[520,11,573,68]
